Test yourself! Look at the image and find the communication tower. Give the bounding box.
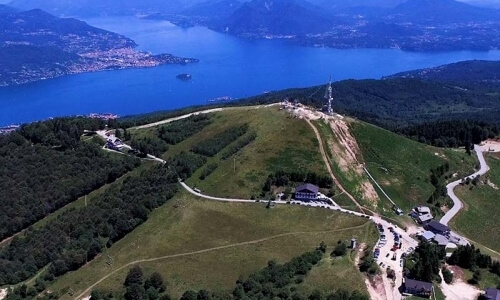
[324,76,334,115]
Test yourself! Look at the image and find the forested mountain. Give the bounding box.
[0,9,135,52]
[214,0,339,35]
[0,4,18,14]
[7,0,209,16]
[182,0,244,19]
[0,165,177,286]
[385,60,500,89]
[390,0,500,24]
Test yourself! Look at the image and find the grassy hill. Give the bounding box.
[350,121,477,216]
[451,155,500,252]
[45,191,376,299]
[134,107,330,199]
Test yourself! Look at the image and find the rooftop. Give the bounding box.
[416,206,431,214]
[426,220,450,233]
[434,234,449,246]
[405,278,433,292]
[418,214,433,223]
[421,231,435,241]
[296,183,319,194]
[485,288,500,300]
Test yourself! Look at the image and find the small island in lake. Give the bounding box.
[176,73,192,81]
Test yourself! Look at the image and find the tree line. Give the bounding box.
[192,125,249,157]
[263,171,334,192]
[0,119,140,242]
[398,120,499,149]
[0,165,178,288]
[426,163,450,213]
[220,132,257,160]
[157,115,212,145]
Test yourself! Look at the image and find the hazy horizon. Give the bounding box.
[1,0,499,7]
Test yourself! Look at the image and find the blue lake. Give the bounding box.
[2,17,500,125]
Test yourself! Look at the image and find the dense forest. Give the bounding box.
[0,118,140,242]
[0,165,178,287]
[386,60,500,90]
[398,120,499,149]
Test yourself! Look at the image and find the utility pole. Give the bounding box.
[234,156,236,173]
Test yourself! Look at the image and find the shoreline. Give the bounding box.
[0,48,199,88]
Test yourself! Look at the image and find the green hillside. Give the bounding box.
[451,155,500,252]
[350,121,477,216]
[134,107,330,199]
[46,191,376,299]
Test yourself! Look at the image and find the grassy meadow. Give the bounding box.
[134,107,329,199]
[47,191,377,299]
[350,121,477,215]
[450,155,500,253]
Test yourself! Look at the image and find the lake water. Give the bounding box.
[2,17,500,125]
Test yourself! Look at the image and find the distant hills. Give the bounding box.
[0,6,197,86]
[390,0,500,24]
[0,8,136,52]
[6,0,500,51]
[0,4,18,14]
[7,0,209,16]
[215,0,339,35]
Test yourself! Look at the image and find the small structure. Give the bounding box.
[403,278,434,298]
[484,287,500,300]
[433,234,450,247]
[421,231,436,242]
[424,220,450,236]
[351,238,357,249]
[416,206,431,215]
[294,183,320,201]
[418,214,433,224]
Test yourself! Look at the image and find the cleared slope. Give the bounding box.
[145,107,330,199]
[350,120,477,215]
[46,192,376,299]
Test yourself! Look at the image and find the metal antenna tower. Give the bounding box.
[324,76,333,115]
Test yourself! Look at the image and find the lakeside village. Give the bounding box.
[0,113,118,135]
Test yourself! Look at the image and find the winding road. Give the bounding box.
[77,104,419,300]
[440,145,490,226]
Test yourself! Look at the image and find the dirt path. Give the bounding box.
[354,243,388,300]
[306,119,365,212]
[439,270,481,300]
[328,119,379,205]
[74,225,369,300]
[0,289,7,300]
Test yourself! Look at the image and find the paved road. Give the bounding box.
[133,104,280,130]
[440,145,490,225]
